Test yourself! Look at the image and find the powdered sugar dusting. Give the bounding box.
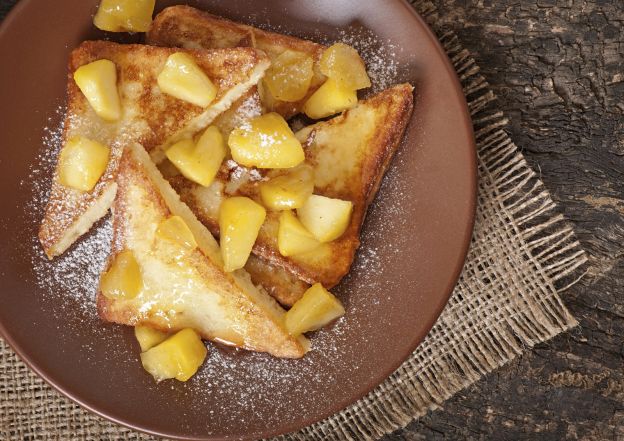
[26,106,113,321]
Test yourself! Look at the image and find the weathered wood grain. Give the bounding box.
[387,1,624,440]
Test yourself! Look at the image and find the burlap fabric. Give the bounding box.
[0,1,588,439]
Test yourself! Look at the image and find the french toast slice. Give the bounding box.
[172,84,414,304]
[39,41,270,258]
[97,143,309,359]
[147,5,326,119]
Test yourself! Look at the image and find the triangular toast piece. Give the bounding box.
[171,84,414,305]
[97,143,309,359]
[147,5,326,119]
[39,41,270,258]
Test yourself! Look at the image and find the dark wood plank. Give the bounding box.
[387,1,624,439]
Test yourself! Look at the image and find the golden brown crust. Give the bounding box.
[98,144,308,358]
[244,255,310,307]
[148,5,327,119]
[171,85,414,294]
[39,41,269,258]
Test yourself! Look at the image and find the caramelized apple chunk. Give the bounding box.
[303,78,357,119]
[285,283,345,336]
[156,215,197,250]
[93,0,156,33]
[278,210,320,257]
[157,53,217,107]
[140,328,207,382]
[134,326,169,352]
[319,43,371,90]
[264,50,314,102]
[58,137,110,192]
[259,165,314,210]
[219,197,267,272]
[165,126,226,187]
[228,113,305,169]
[73,59,121,121]
[297,195,353,242]
[100,250,142,300]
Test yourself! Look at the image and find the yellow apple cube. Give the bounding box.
[219,197,267,272]
[73,59,121,121]
[285,283,345,336]
[134,325,169,352]
[165,126,226,187]
[297,195,353,243]
[320,43,371,90]
[100,250,142,300]
[93,0,156,33]
[259,165,314,210]
[140,328,207,382]
[278,210,320,257]
[156,215,197,250]
[58,136,110,192]
[303,78,357,119]
[228,113,305,169]
[264,50,314,102]
[157,53,217,107]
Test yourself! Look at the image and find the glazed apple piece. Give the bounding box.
[94,0,156,33]
[219,197,267,272]
[157,53,217,107]
[99,250,142,300]
[228,113,305,169]
[73,59,121,121]
[319,43,371,90]
[165,126,226,187]
[140,328,207,382]
[277,210,321,257]
[297,195,353,243]
[284,283,345,336]
[259,165,315,210]
[57,137,110,192]
[303,78,357,119]
[134,326,169,352]
[263,50,314,102]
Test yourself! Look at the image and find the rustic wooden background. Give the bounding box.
[1,1,622,439]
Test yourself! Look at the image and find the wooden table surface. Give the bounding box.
[2,1,622,440]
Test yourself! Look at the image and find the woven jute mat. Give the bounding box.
[0,1,588,440]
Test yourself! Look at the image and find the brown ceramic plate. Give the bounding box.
[0,0,475,439]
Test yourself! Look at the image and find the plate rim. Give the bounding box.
[0,0,477,439]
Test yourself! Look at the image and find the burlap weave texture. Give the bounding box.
[0,1,587,440]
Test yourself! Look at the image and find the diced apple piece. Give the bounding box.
[58,136,110,192]
[74,59,121,121]
[156,215,197,250]
[278,210,320,257]
[228,113,305,169]
[319,43,371,90]
[157,53,217,107]
[140,328,207,382]
[297,195,353,243]
[219,197,266,272]
[93,0,156,33]
[259,165,314,210]
[134,325,169,352]
[165,126,226,187]
[264,50,314,102]
[285,283,345,336]
[100,250,142,300]
[303,78,357,119]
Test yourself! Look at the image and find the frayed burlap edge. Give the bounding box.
[276,1,588,440]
